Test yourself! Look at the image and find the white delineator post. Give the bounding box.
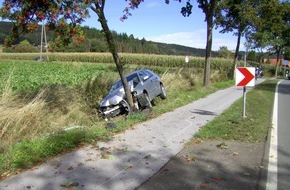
[235,67,255,118]
[185,55,189,68]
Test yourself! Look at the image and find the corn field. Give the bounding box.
[0,52,242,69]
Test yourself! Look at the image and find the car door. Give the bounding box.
[140,70,158,100]
[145,70,160,96]
[138,70,156,100]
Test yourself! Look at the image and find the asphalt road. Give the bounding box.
[277,80,290,189]
[263,79,290,190]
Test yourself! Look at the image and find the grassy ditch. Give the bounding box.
[195,79,278,142]
[0,60,235,179]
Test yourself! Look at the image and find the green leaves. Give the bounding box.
[181,1,193,17]
[0,0,90,46]
[247,0,290,51]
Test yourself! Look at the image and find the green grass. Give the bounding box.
[1,126,109,172]
[195,79,277,142]
[0,60,118,93]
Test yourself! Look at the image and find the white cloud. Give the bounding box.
[146,31,245,51]
[146,31,206,49]
[145,2,161,8]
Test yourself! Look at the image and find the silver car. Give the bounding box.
[99,69,167,118]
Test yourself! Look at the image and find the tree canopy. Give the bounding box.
[215,0,259,76]
[245,0,290,77]
[0,0,90,46]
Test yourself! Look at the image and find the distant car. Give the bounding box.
[286,69,290,80]
[255,66,263,79]
[99,69,167,118]
[35,56,46,61]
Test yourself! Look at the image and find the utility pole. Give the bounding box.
[40,20,49,61]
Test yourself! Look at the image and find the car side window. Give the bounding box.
[138,71,146,82]
[132,76,140,87]
[143,70,153,78]
[139,70,153,81]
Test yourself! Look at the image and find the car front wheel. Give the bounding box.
[159,84,167,99]
[120,100,131,118]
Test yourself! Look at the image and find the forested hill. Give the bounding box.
[0,21,218,57]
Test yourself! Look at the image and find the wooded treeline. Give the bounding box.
[0,21,218,57]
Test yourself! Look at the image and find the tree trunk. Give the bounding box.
[275,47,281,78]
[204,16,213,87]
[233,30,241,79]
[95,5,134,109]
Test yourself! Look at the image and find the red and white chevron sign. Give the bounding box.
[235,67,255,87]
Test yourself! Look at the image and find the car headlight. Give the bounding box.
[100,99,109,107]
[110,98,120,105]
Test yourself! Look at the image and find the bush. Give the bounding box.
[3,40,38,53]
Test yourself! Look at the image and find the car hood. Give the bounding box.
[100,81,134,107]
[100,88,125,107]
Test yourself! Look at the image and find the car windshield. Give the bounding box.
[109,73,139,93]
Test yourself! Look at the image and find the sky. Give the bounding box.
[0,0,246,51]
[84,0,246,51]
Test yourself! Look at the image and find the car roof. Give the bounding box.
[126,69,152,76]
[113,69,153,83]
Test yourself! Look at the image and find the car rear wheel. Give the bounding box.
[159,84,167,99]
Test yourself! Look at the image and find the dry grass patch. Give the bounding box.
[0,90,46,152]
[0,85,94,153]
[161,68,204,92]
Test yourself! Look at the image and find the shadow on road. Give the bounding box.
[191,109,217,116]
[137,140,266,190]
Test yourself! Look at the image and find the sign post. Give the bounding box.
[235,67,255,118]
[284,60,289,77]
[185,55,189,68]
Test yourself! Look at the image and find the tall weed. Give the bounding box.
[0,89,46,152]
[84,73,118,110]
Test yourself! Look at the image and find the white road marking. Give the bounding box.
[266,80,281,190]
